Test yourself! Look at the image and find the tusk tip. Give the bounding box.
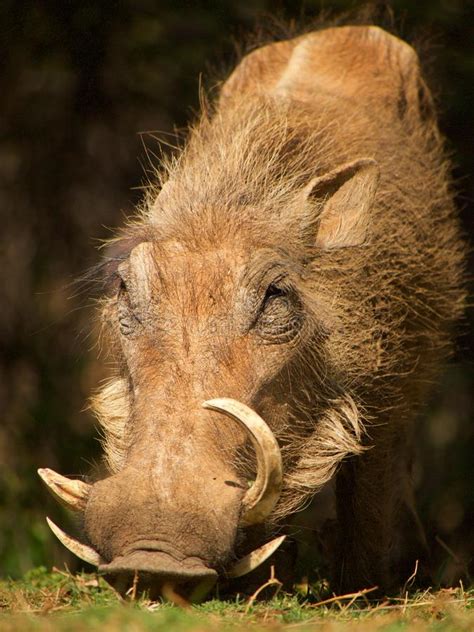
[38,468,90,512]
[202,398,221,410]
[202,398,244,412]
[227,535,287,579]
[45,517,103,567]
[45,516,56,531]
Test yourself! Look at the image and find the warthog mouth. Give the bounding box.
[91,549,218,601]
[100,550,219,599]
[99,550,216,579]
[38,398,286,596]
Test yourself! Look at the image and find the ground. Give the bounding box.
[0,567,473,631]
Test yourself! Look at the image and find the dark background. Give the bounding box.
[1,0,472,582]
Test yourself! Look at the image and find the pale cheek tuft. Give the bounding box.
[90,378,130,473]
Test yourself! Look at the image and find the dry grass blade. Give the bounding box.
[244,566,283,615]
[401,559,419,595]
[308,585,379,608]
[125,570,139,601]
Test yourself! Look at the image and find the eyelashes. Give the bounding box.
[116,278,142,336]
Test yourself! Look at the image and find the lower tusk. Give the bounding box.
[38,468,90,512]
[226,535,286,578]
[46,517,104,567]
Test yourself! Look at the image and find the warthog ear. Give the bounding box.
[305,158,380,250]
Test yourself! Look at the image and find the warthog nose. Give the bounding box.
[99,550,218,600]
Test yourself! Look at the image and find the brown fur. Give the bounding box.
[87,25,465,592]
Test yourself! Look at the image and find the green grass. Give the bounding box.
[1,567,473,631]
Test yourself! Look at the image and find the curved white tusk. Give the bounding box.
[46,517,104,567]
[38,468,90,512]
[227,535,286,578]
[203,398,283,525]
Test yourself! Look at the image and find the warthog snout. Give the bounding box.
[39,399,285,594]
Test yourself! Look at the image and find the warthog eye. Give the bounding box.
[117,279,141,336]
[256,282,303,344]
[264,284,286,301]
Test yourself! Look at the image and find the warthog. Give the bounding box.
[39,24,465,596]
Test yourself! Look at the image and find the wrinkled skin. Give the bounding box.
[41,25,465,597]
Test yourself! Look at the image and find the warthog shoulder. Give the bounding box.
[221,26,433,123]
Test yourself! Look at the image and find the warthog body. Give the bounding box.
[41,25,465,595]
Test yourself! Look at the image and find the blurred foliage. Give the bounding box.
[0,0,472,581]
